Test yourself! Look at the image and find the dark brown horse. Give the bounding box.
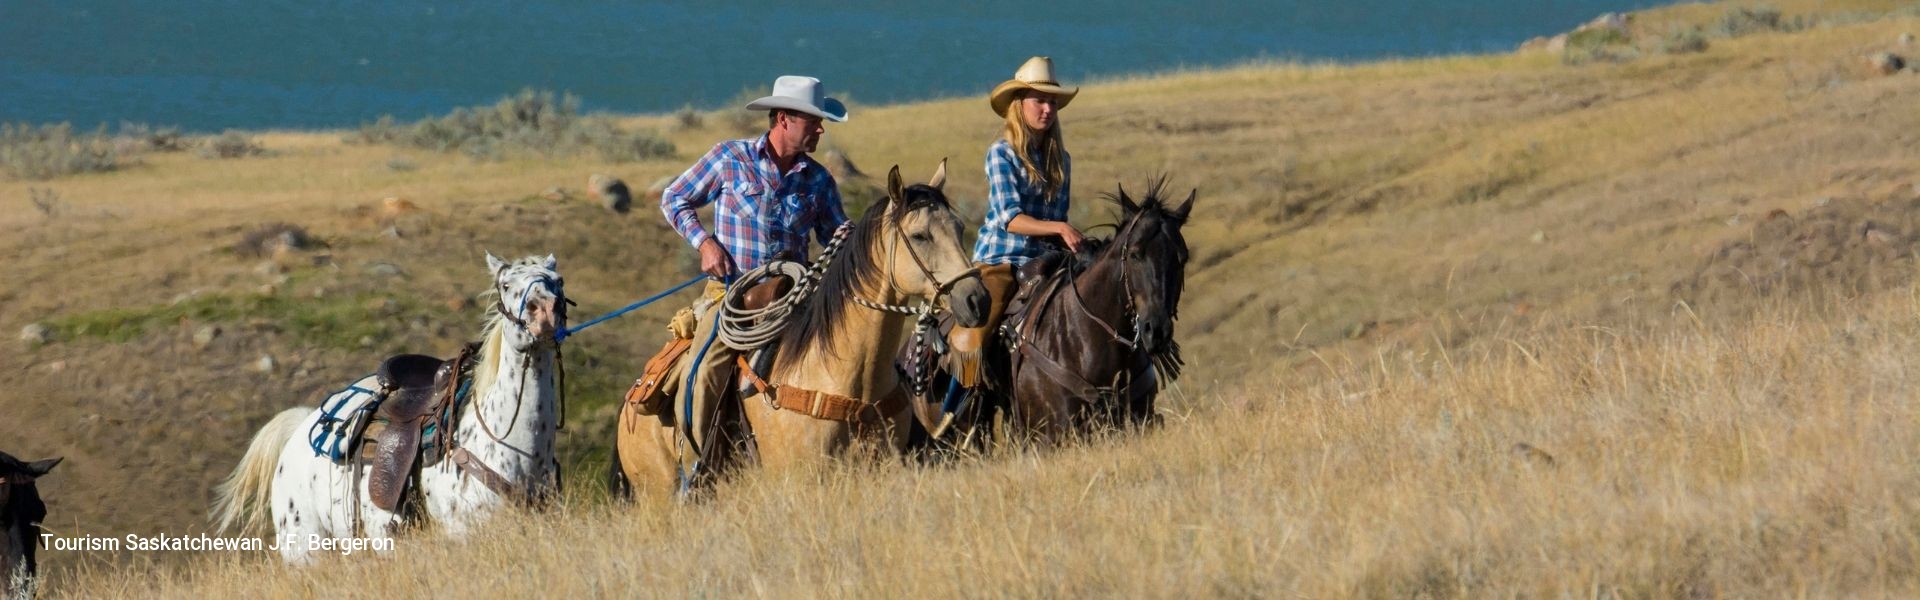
[902,180,1193,448]
[1001,180,1193,443]
[2,451,61,598]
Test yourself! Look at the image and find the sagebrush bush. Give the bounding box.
[672,104,704,131]
[1562,27,1635,65]
[1715,6,1786,38]
[114,121,188,154]
[1661,25,1710,55]
[347,89,675,162]
[197,130,266,159]
[0,122,119,180]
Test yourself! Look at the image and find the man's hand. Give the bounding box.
[698,239,734,278]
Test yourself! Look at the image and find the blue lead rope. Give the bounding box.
[556,276,705,343]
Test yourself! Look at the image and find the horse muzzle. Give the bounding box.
[523,299,563,343]
[946,276,989,328]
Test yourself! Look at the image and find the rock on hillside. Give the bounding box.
[1674,192,1920,309]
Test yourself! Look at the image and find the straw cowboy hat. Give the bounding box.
[744,75,848,122]
[989,56,1079,116]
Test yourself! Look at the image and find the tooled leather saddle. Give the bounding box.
[358,344,475,512]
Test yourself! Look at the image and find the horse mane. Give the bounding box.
[777,184,951,360]
[471,318,507,396]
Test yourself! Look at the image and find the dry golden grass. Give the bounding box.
[8,0,1920,596]
[56,290,1920,598]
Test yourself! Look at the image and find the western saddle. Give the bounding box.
[356,345,475,513]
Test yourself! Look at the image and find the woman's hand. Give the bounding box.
[1054,221,1085,253]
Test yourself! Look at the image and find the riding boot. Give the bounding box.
[945,263,1016,387]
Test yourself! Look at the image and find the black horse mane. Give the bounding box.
[776,184,953,360]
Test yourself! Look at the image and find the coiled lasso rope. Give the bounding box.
[715,222,854,351]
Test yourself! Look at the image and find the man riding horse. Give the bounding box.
[649,75,851,478]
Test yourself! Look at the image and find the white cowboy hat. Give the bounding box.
[744,75,848,123]
[989,56,1079,117]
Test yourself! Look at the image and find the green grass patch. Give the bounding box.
[48,292,455,349]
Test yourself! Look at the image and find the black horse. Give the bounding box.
[904,180,1193,447]
[2,451,61,598]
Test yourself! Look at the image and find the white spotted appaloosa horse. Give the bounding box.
[211,254,566,564]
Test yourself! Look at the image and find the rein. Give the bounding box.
[1008,211,1180,404]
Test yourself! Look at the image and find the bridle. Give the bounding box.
[1009,209,1184,401]
[1065,213,1167,351]
[463,264,571,504]
[491,266,572,351]
[852,200,980,325]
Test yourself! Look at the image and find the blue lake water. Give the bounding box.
[0,1,1666,132]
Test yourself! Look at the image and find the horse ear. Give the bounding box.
[885,165,903,216]
[27,457,60,476]
[1173,189,1196,222]
[486,252,504,273]
[1117,184,1140,216]
[928,158,948,191]
[542,254,558,271]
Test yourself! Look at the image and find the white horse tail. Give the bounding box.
[210,408,308,533]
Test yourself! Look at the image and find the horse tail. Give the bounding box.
[210,408,307,533]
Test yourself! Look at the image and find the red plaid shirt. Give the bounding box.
[660,134,847,273]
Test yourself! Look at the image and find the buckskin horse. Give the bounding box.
[613,162,988,498]
[911,181,1193,447]
[2,451,60,598]
[211,254,568,564]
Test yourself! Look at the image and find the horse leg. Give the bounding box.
[613,407,683,502]
[251,406,384,565]
[607,443,632,501]
[1009,378,1074,448]
[870,389,917,461]
[1127,365,1162,429]
[269,440,358,565]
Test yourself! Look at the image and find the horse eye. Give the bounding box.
[911,232,933,243]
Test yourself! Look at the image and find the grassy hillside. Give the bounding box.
[6,0,1920,595]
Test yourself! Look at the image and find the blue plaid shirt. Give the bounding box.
[661,134,848,273]
[973,139,1070,265]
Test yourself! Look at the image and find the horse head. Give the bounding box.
[484,253,568,351]
[1105,179,1194,360]
[1,452,61,597]
[880,160,989,328]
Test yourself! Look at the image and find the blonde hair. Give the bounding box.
[1001,91,1067,201]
